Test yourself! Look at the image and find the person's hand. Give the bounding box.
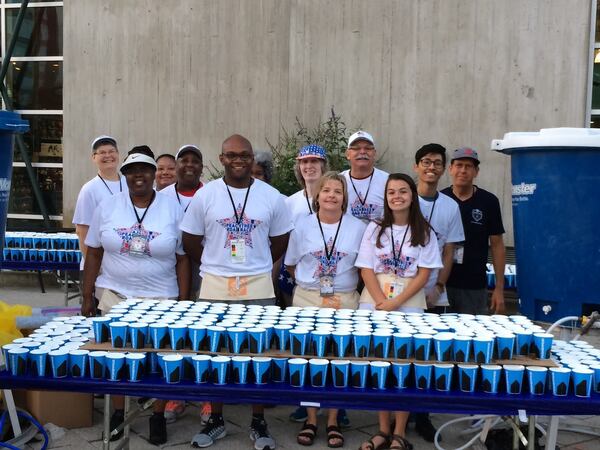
[81,297,96,317]
[375,298,398,311]
[425,286,441,308]
[490,288,505,314]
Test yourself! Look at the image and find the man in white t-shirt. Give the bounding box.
[412,143,464,442]
[160,145,204,213]
[340,130,388,222]
[181,134,292,450]
[73,136,127,275]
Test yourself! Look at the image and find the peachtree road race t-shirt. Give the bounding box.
[180,178,293,277]
[341,168,389,222]
[286,189,314,226]
[85,191,184,298]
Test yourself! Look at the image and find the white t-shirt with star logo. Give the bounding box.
[286,189,314,226]
[285,214,366,292]
[180,178,293,277]
[355,222,442,277]
[85,191,185,298]
[341,168,389,222]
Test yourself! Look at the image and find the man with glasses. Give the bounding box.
[442,147,506,315]
[411,143,464,442]
[341,130,388,222]
[181,134,292,450]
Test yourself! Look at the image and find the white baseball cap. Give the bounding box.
[121,153,157,171]
[348,130,375,148]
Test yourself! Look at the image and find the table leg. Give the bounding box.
[37,270,46,293]
[123,396,130,450]
[545,416,560,450]
[64,270,68,306]
[103,394,111,450]
[2,389,22,437]
[527,415,536,450]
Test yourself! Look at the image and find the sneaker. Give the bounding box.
[337,409,351,428]
[164,400,185,423]
[415,415,438,443]
[200,402,212,425]
[191,415,227,448]
[250,417,276,450]
[109,409,124,442]
[289,406,308,422]
[149,413,167,445]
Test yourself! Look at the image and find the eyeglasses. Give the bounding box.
[94,149,118,157]
[420,158,444,168]
[222,152,253,162]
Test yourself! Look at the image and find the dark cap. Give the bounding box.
[451,147,480,165]
[176,145,202,160]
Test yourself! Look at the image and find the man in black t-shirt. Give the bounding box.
[442,147,506,314]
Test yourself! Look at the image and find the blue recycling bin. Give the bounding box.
[493,128,600,322]
[0,110,29,253]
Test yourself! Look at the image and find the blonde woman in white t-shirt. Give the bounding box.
[355,173,442,450]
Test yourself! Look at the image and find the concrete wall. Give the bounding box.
[63,0,592,244]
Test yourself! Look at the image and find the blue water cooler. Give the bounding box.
[492,128,600,322]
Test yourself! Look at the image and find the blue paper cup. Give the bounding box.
[228,327,248,353]
[370,361,390,390]
[503,365,525,394]
[392,333,413,359]
[247,327,267,354]
[331,360,350,388]
[413,334,433,361]
[29,348,49,377]
[526,366,548,395]
[168,323,188,351]
[458,364,478,392]
[549,367,571,396]
[413,363,433,390]
[163,354,183,383]
[109,322,128,348]
[532,333,553,360]
[496,334,515,361]
[149,323,170,349]
[211,356,230,385]
[49,349,69,378]
[308,358,329,388]
[91,317,111,343]
[372,331,392,359]
[453,336,472,363]
[68,349,89,378]
[288,358,308,387]
[310,330,330,357]
[89,351,107,379]
[207,326,226,353]
[290,328,311,356]
[481,364,502,393]
[129,323,148,350]
[231,356,251,384]
[272,325,292,351]
[8,348,29,376]
[126,353,146,382]
[251,356,272,384]
[352,331,371,358]
[514,330,533,356]
[192,355,211,383]
[433,333,454,362]
[473,337,494,364]
[433,364,453,391]
[572,367,594,397]
[391,362,412,389]
[271,357,288,383]
[350,361,370,388]
[591,364,600,393]
[2,343,21,371]
[189,324,207,351]
[106,352,126,381]
[331,330,352,358]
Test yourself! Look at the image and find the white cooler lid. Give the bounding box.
[492,127,600,153]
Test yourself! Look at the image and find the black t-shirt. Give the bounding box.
[441,185,505,289]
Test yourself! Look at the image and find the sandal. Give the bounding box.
[297,421,318,446]
[358,431,390,450]
[389,434,413,450]
[326,425,344,448]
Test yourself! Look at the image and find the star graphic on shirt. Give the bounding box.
[377,240,414,277]
[114,222,160,256]
[350,197,381,220]
[310,237,348,278]
[217,203,262,248]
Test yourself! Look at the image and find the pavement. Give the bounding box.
[1,278,599,450]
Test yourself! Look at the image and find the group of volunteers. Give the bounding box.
[73,130,506,450]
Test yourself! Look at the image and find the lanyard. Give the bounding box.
[349,170,374,206]
[390,224,409,277]
[131,191,156,225]
[425,197,437,223]
[175,182,201,212]
[317,213,343,263]
[304,188,313,215]
[225,179,253,224]
[98,174,122,195]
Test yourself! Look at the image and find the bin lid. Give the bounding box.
[0,110,29,133]
[492,128,600,154]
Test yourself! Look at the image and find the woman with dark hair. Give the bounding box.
[355,173,442,450]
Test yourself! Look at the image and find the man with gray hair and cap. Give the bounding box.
[442,147,506,314]
[341,130,389,222]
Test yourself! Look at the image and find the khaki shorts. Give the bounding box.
[292,286,360,310]
[359,273,426,310]
[200,272,274,301]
